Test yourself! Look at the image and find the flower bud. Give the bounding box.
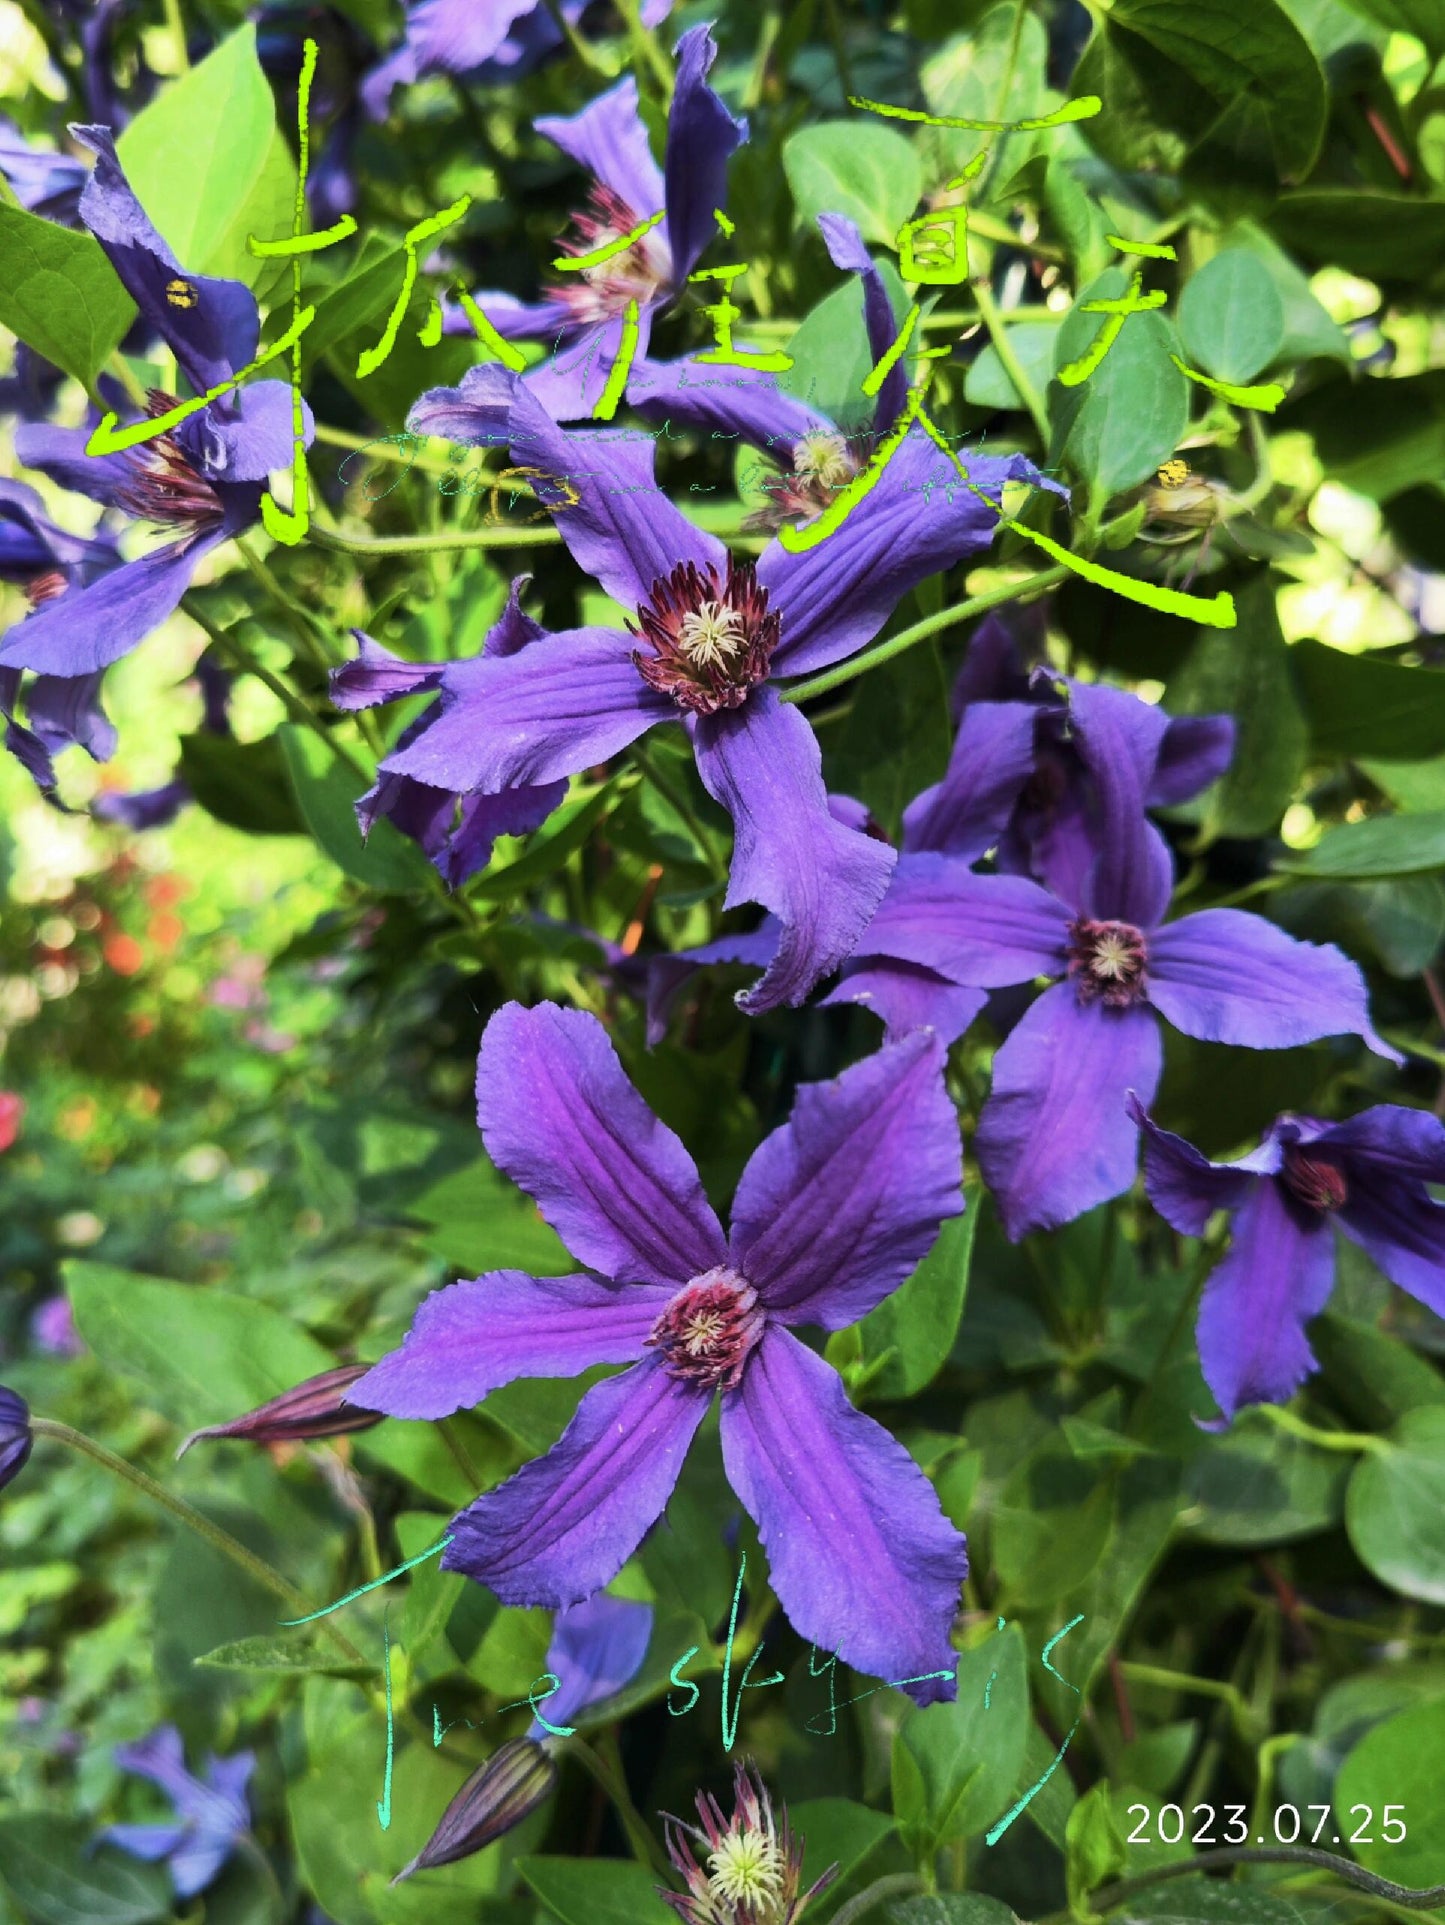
[661,1761,837,1925]
[175,1364,384,1459]
[392,1737,557,1884]
[1,1386,34,1492]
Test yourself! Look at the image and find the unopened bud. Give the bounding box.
[392,1738,557,1884]
[176,1364,384,1459]
[1,1386,34,1492]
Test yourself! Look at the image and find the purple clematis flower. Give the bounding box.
[349,1001,968,1701]
[0,128,311,684]
[392,372,1050,1010]
[629,211,910,533]
[1132,1099,1445,1423]
[0,477,122,792]
[104,1726,254,1900]
[534,1591,654,1735]
[364,0,675,114]
[840,679,1398,1239]
[435,24,741,421]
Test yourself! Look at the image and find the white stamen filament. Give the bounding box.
[681,1311,726,1355]
[1091,934,1135,979]
[707,1825,785,1911]
[678,602,746,670]
[795,432,853,490]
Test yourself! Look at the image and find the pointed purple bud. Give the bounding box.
[1,1386,34,1492]
[392,1738,557,1883]
[175,1364,384,1459]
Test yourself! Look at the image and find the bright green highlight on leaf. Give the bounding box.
[1170,354,1286,412]
[846,92,1102,129]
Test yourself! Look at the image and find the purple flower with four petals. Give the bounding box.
[104,1726,254,1899]
[1132,1098,1445,1423]
[349,1001,968,1701]
[843,680,1398,1238]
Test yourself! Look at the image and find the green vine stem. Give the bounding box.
[565,1734,672,1879]
[972,273,1051,444]
[29,1417,367,1666]
[1083,1845,1445,1916]
[830,1874,926,1923]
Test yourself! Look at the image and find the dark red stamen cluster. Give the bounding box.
[114,390,225,534]
[1282,1149,1348,1213]
[646,1267,764,1390]
[24,570,68,607]
[548,182,671,324]
[631,557,779,716]
[1067,916,1149,1007]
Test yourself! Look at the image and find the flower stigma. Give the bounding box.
[1067,917,1148,1008]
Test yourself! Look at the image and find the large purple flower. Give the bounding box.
[349,1002,967,1700]
[104,1727,254,1900]
[1132,1099,1445,1423]
[436,24,742,420]
[388,373,1048,1010]
[842,680,1398,1238]
[0,128,310,683]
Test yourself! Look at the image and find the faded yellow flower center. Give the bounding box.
[678,601,747,670]
[707,1825,785,1912]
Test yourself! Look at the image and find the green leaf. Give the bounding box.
[115,24,296,292]
[1051,270,1189,497]
[66,1259,335,1427]
[1272,189,1445,279]
[471,777,630,902]
[177,730,306,836]
[1277,874,1445,977]
[196,1632,377,1680]
[829,640,953,841]
[279,724,435,892]
[1284,370,1445,501]
[885,1900,1019,1925]
[1347,1406,1445,1604]
[1336,1696,1445,1889]
[1177,250,1285,383]
[892,1624,1029,1854]
[1121,1879,1315,1922]
[1162,576,1306,838]
[993,1442,1115,1607]
[1315,1313,1445,1429]
[1218,223,1350,366]
[404,1159,572,1274]
[1335,0,1444,52]
[918,5,1056,182]
[855,1201,979,1400]
[964,322,1059,411]
[1275,811,1445,879]
[0,205,133,387]
[1363,754,1445,813]
[518,1857,675,1925]
[1064,1782,1128,1913]
[0,1819,170,1925]
[782,122,923,249]
[1291,638,1445,758]
[780,259,910,429]
[788,1799,895,1904]
[1184,1411,1349,1545]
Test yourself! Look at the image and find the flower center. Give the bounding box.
[707,1825,786,1914]
[1067,916,1148,1008]
[548,183,671,325]
[24,570,68,607]
[114,391,225,534]
[646,1266,764,1390]
[1282,1148,1348,1213]
[632,558,780,715]
[744,431,867,534]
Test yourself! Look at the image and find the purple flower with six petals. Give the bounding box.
[1132,1098,1445,1424]
[104,1726,254,1900]
[349,1001,968,1701]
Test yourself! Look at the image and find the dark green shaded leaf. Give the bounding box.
[1291,638,1445,758]
[471,777,631,901]
[1185,1413,1349,1545]
[0,1819,170,1925]
[196,1631,377,1679]
[1275,811,1445,879]
[1178,250,1285,383]
[404,1158,572,1274]
[518,1857,675,1925]
[178,731,305,836]
[1336,1696,1445,1888]
[783,122,923,248]
[279,725,435,892]
[1347,1406,1445,1603]
[856,1200,978,1400]
[892,1624,1029,1853]
[1284,370,1445,501]
[885,1900,1019,1924]
[994,1442,1115,1605]
[1271,190,1445,279]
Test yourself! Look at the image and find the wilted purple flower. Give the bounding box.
[389,373,1050,1011]
[104,1727,254,1899]
[0,1386,33,1492]
[661,1761,836,1925]
[175,1363,386,1458]
[349,1002,967,1698]
[1132,1099,1445,1423]
[0,130,311,686]
[428,24,737,420]
[841,680,1398,1239]
[31,1296,84,1358]
[395,1592,652,1882]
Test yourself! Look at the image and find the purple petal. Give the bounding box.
[689,691,895,1013]
[1148,910,1401,1060]
[722,1327,964,1703]
[951,607,1034,715]
[1196,1181,1336,1421]
[444,291,577,344]
[380,626,670,792]
[628,355,834,455]
[73,127,258,394]
[485,575,548,657]
[729,1031,963,1327]
[643,922,783,1046]
[1336,1188,1445,1316]
[200,1751,254,1815]
[524,307,659,424]
[408,362,517,445]
[476,1001,728,1285]
[92,779,190,829]
[1150,714,1236,807]
[442,1357,708,1607]
[537,74,665,227]
[0,527,226,675]
[822,959,987,1045]
[535,1594,654,1733]
[901,700,1038,859]
[440,782,568,887]
[852,856,1072,987]
[330,631,445,711]
[1066,682,1174,928]
[1129,1096,1270,1236]
[25,670,115,761]
[762,444,1045,679]
[818,213,906,432]
[167,1837,234,1900]
[176,380,312,485]
[15,421,140,511]
[349,1272,673,1420]
[664,26,747,282]
[114,1727,197,1805]
[508,380,722,605]
[1320,1105,1445,1185]
[103,1824,189,1863]
[976,986,1162,1239]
